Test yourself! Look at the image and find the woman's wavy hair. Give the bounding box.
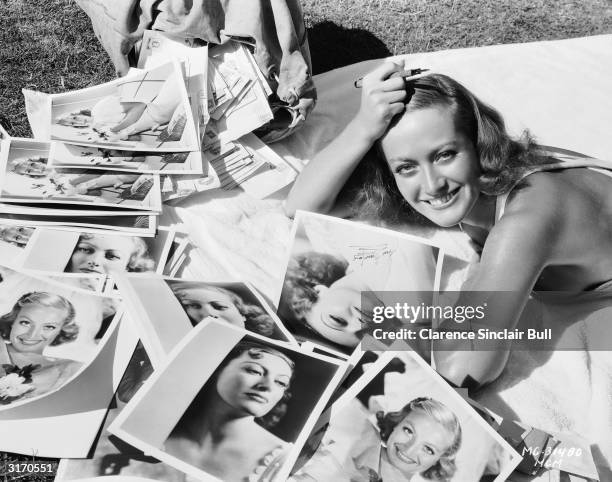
[277,251,348,332]
[67,234,155,273]
[169,281,277,337]
[173,339,295,436]
[377,397,462,481]
[348,73,552,223]
[0,291,79,345]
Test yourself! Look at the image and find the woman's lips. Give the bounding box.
[244,392,268,404]
[17,338,42,346]
[394,444,417,465]
[80,268,102,274]
[422,186,461,209]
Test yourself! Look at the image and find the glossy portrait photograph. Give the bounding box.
[43,62,199,153]
[293,351,520,482]
[277,211,442,356]
[19,227,175,276]
[109,321,345,482]
[0,139,162,211]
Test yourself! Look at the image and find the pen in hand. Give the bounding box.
[354,68,430,88]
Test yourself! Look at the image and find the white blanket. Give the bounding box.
[172,35,612,479]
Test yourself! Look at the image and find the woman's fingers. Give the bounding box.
[361,61,404,89]
[377,89,407,104]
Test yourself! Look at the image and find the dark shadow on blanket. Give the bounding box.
[307,21,391,75]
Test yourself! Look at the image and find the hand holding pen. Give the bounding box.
[350,62,425,142]
[354,67,430,88]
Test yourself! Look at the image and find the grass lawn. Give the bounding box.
[1,0,611,137]
[0,0,611,480]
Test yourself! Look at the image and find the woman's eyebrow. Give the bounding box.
[388,156,418,165]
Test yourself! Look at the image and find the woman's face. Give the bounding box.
[1,226,34,246]
[57,113,91,127]
[386,409,453,477]
[380,106,481,227]
[14,159,48,177]
[10,304,67,354]
[215,350,292,418]
[176,287,246,327]
[66,235,135,275]
[303,271,378,348]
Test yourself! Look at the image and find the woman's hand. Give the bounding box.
[351,61,408,143]
[284,61,407,218]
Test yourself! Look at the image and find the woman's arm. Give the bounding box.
[433,200,559,388]
[284,61,407,217]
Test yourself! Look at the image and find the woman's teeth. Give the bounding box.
[427,189,458,207]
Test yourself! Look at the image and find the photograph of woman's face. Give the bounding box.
[303,272,378,348]
[380,106,481,228]
[9,304,67,354]
[385,409,452,477]
[0,226,34,247]
[65,235,136,275]
[215,350,292,418]
[176,287,246,327]
[12,158,48,177]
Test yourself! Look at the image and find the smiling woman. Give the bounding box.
[293,396,462,482]
[0,292,83,405]
[285,62,612,388]
[164,339,295,482]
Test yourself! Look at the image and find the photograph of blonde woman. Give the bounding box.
[49,62,197,152]
[0,291,82,405]
[285,64,612,388]
[0,225,34,248]
[1,140,159,209]
[292,352,518,481]
[64,233,155,275]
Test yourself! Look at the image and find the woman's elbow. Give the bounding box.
[433,350,508,390]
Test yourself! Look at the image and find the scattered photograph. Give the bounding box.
[51,142,203,174]
[277,211,443,356]
[109,321,346,482]
[115,275,297,368]
[0,211,156,236]
[48,62,199,152]
[0,224,35,268]
[20,227,175,276]
[291,351,520,481]
[0,139,161,211]
[0,265,138,457]
[0,267,122,405]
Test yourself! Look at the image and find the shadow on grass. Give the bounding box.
[307,21,391,75]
